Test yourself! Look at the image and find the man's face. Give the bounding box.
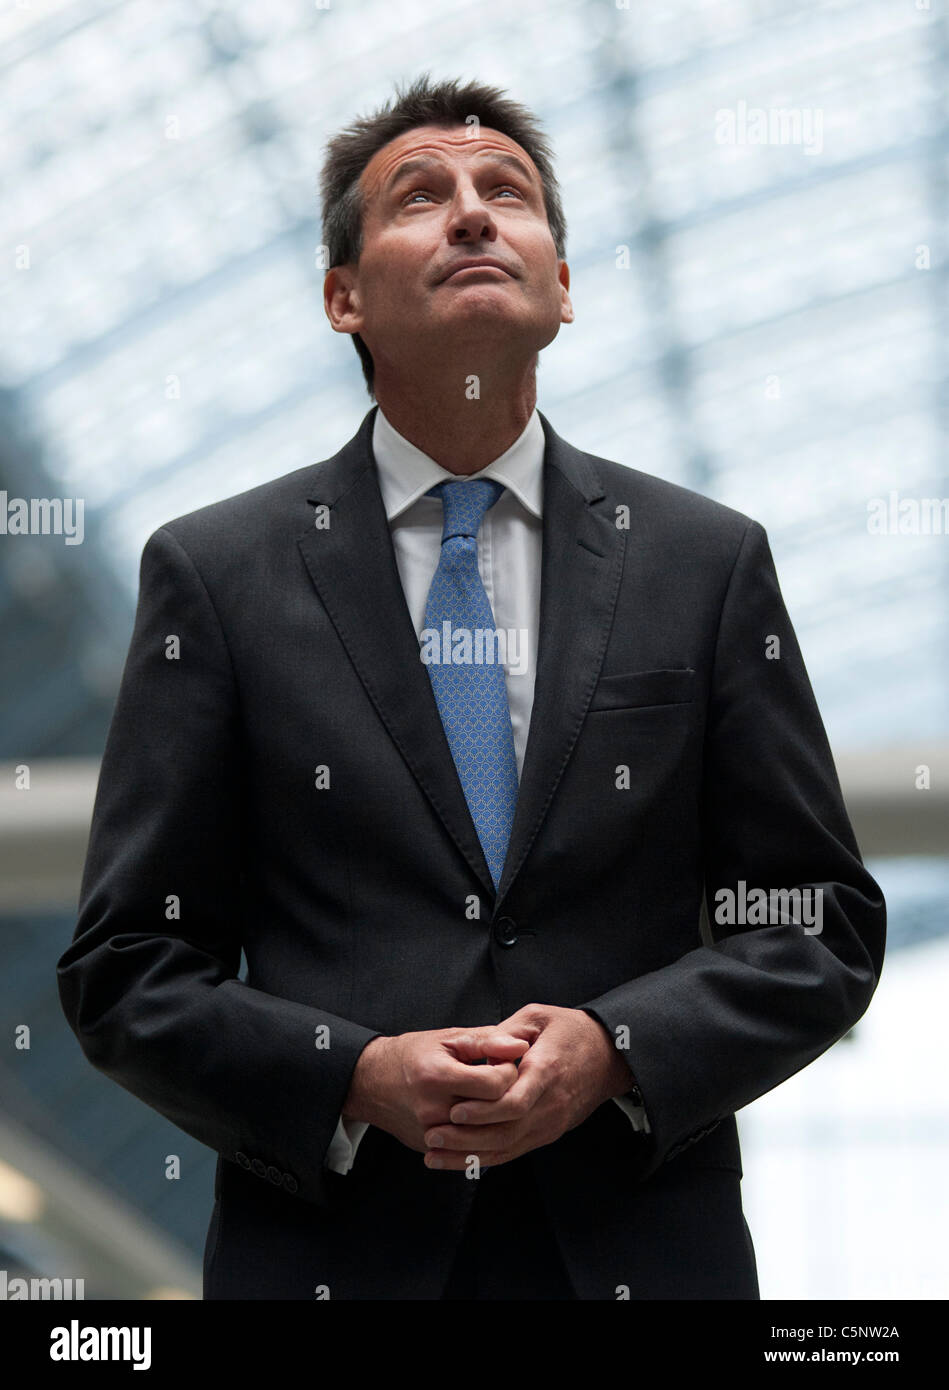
[325,123,573,371]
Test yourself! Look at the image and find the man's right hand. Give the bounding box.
[341,1027,530,1154]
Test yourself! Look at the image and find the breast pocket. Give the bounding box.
[588,667,695,713]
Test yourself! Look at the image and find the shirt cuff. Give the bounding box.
[324,1114,371,1174]
[613,1093,652,1134]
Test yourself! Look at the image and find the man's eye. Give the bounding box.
[402,185,523,206]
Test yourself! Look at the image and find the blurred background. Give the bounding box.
[1,0,946,1300]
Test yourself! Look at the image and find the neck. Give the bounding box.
[372,355,537,476]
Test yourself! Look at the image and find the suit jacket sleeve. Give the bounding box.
[56,526,382,1207]
[579,518,885,1181]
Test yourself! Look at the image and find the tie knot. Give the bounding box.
[426,478,505,544]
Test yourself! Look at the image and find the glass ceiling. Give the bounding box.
[1,0,945,757]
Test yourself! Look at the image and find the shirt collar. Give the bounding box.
[372,403,545,523]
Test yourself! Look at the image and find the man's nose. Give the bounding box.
[447,188,498,242]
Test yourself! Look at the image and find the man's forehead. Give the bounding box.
[360,124,539,199]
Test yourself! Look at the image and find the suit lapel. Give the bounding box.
[297,408,496,898]
[296,407,626,911]
[494,411,626,908]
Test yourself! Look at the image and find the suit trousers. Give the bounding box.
[440,1156,577,1300]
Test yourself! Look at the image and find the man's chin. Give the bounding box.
[429,301,544,343]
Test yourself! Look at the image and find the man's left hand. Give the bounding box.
[422,1003,635,1171]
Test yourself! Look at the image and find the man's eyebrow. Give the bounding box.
[383,156,440,193]
[383,151,538,195]
[483,152,537,185]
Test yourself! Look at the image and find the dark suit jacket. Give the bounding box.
[57,405,885,1299]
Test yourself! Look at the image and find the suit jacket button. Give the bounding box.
[251,1158,266,1177]
[282,1174,298,1194]
[493,916,518,947]
[267,1165,282,1185]
[236,1151,251,1169]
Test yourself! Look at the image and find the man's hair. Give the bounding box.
[319,73,567,399]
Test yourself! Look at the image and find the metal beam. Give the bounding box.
[0,753,945,914]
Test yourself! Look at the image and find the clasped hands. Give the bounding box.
[346,1003,635,1172]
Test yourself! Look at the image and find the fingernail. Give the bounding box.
[429,1132,444,1147]
[453,1108,467,1123]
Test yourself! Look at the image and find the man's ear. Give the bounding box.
[558,259,574,324]
[324,265,363,335]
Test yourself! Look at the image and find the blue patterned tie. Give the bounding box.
[422,478,519,890]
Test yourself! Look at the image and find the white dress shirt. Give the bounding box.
[325,404,650,1175]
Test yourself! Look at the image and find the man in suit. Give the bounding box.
[57,74,886,1301]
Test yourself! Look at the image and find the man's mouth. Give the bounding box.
[441,258,515,282]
